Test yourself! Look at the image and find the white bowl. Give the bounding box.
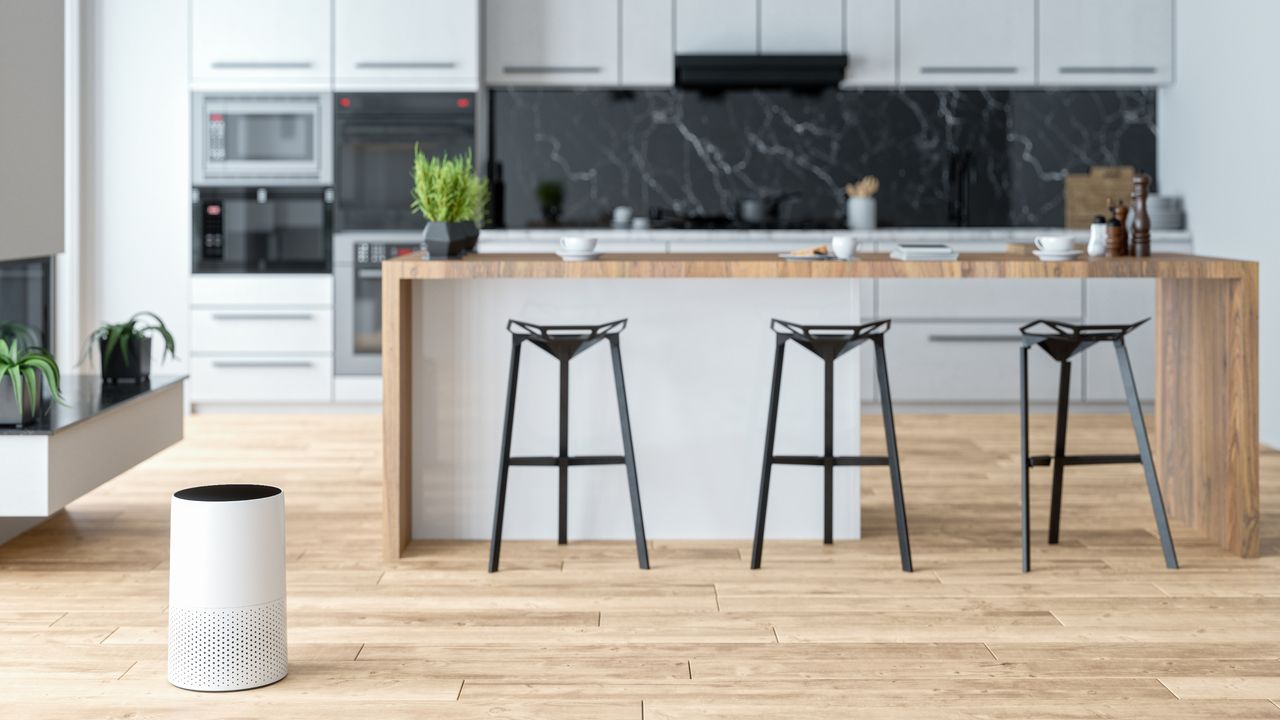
[560,235,597,253]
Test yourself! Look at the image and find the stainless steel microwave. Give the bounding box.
[192,93,333,186]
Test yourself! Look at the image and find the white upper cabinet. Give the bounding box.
[1039,0,1173,86]
[760,0,843,54]
[191,0,331,90]
[676,0,757,54]
[485,0,620,86]
[621,0,675,86]
[334,0,479,91]
[898,0,1036,87]
[843,0,897,86]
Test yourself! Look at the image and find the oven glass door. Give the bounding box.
[351,264,382,358]
[199,96,327,182]
[335,95,474,231]
[193,187,332,273]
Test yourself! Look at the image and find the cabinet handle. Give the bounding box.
[211,360,314,368]
[356,61,457,70]
[927,334,1024,343]
[210,313,315,321]
[502,65,603,75]
[919,66,1018,75]
[211,61,314,70]
[1058,66,1158,75]
[356,269,384,280]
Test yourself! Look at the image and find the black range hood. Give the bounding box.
[675,54,847,90]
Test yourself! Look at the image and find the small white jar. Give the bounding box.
[1087,216,1108,257]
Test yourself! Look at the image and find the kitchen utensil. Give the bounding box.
[1130,174,1152,257]
[555,249,601,262]
[845,197,876,230]
[830,235,857,260]
[560,235,597,253]
[1033,249,1082,262]
[1087,216,1108,257]
[778,252,833,261]
[1034,235,1074,253]
[1064,166,1135,229]
[611,206,634,229]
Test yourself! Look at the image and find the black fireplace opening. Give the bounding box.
[0,257,54,352]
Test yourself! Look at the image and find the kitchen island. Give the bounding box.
[382,252,1258,562]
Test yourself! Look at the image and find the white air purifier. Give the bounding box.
[168,484,288,691]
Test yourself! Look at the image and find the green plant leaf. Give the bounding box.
[409,146,488,227]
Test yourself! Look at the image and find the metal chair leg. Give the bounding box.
[1047,360,1071,544]
[489,338,523,573]
[1115,340,1179,569]
[823,356,834,545]
[609,337,650,570]
[1020,345,1032,573]
[874,337,913,572]
[557,358,569,546]
[751,339,786,569]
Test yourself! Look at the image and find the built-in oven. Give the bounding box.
[333,232,419,375]
[192,186,334,273]
[192,93,333,186]
[334,92,475,231]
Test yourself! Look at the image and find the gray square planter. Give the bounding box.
[421,221,479,259]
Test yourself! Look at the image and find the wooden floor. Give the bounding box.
[2,413,1279,719]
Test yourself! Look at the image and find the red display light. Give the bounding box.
[339,97,352,108]
[456,97,471,109]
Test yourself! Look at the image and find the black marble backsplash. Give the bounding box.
[490,88,1156,228]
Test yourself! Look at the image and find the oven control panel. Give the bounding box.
[355,242,419,267]
[201,202,224,259]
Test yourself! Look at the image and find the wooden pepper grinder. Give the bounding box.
[1106,197,1129,257]
[1130,173,1152,257]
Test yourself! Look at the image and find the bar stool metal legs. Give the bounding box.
[1019,319,1178,572]
[489,320,649,572]
[752,319,913,572]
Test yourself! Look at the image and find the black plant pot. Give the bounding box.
[421,220,479,259]
[100,336,151,383]
[0,372,42,426]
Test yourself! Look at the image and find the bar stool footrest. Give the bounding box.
[509,455,627,467]
[1027,453,1142,468]
[770,455,891,467]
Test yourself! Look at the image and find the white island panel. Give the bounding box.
[411,277,863,541]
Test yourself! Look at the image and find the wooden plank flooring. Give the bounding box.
[1,413,1277,719]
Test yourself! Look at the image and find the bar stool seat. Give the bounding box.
[489,319,649,572]
[1019,318,1178,572]
[752,319,913,572]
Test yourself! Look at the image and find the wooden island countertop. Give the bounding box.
[381,252,1259,562]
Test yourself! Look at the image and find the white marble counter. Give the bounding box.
[478,227,1193,245]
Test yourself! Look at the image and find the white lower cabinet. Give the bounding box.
[190,275,335,405]
[1082,279,1156,403]
[191,356,334,403]
[868,321,1083,404]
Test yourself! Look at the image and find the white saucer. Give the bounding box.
[556,249,601,262]
[1033,249,1082,262]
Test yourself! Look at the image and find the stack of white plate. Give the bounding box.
[1147,195,1185,230]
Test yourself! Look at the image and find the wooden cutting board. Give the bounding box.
[1064,166,1134,229]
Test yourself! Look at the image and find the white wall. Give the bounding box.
[1158,0,1280,447]
[0,0,67,263]
[79,0,189,375]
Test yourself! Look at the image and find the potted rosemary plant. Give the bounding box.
[0,337,62,426]
[85,312,176,383]
[410,145,488,258]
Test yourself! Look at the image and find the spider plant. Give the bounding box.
[84,311,176,370]
[0,321,40,350]
[0,338,62,421]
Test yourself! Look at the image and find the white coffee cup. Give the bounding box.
[560,235,597,253]
[830,235,857,260]
[1034,235,1073,253]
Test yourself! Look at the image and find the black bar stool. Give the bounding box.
[1019,318,1177,572]
[752,319,912,572]
[489,319,649,572]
